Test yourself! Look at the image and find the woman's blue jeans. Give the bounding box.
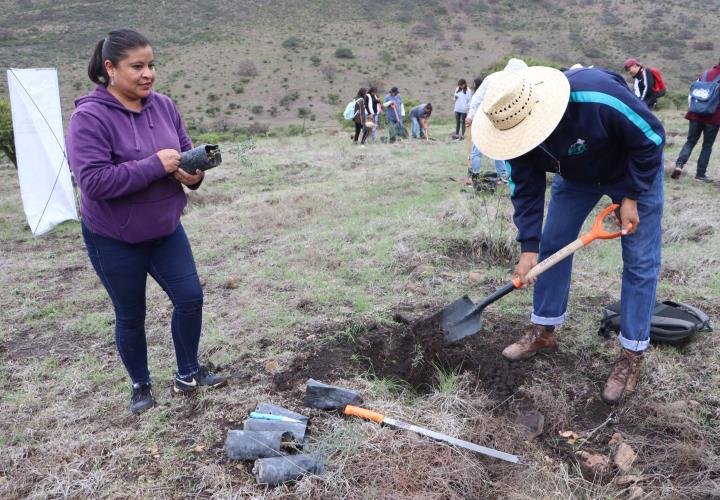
[411,116,424,138]
[82,221,203,384]
[531,169,664,352]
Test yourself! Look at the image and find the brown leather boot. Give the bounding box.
[502,324,558,361]
[601,349,643,404]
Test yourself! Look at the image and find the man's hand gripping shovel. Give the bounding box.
[433,204,628,343]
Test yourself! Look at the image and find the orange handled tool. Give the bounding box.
[344,405,524,464]
[436,204,627,343]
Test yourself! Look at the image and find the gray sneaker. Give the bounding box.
[695,176,713,183]
[129,383,155,414]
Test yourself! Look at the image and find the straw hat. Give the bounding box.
[471,66,570,160]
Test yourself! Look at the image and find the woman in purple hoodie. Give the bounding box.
[67,29,226,415]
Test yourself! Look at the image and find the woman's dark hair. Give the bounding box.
[473,77,483,91]
[356,87,368,98]
[369,86,377,94]
[88,29,151,86]
[457,78,467,87]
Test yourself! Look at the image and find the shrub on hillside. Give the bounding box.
[404,41,421,55]
[327,93,340,105]
[692,41,714,51]
[321,63,338,81]
[310,54,321,66]
[232,82,244,94]
[238,60,258,77]
[251,105,264,114]
[335,48,354,59]
[429,57,452,70]
[510,36,533,51]
[282,36,302,49]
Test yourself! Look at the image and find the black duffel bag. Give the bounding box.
[598,300,712,345]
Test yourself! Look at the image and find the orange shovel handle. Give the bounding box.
[344,405,385,424]
[580,204,625,245]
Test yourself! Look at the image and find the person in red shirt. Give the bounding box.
[672,60,720,182]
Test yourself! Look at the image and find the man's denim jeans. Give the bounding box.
[531,169,664,352]
[470,144,507,177]
[676,120,719,177]
[410,116,425,138]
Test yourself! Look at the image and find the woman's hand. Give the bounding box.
[514,252,539,286]
[157,149,181,173]
[173,168,204,186]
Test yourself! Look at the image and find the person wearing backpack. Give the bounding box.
[624,58,664,109]
[672,59,720,182]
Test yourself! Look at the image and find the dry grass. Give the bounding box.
[1,112,720,498]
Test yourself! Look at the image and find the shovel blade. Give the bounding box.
[438,296,484,343]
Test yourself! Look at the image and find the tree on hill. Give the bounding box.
[0,98,17,168]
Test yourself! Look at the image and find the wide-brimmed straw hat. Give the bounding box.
[471,66,570,160]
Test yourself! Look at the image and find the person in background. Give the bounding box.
[672,58,720,182]
[383,86,404,143]
[352,87,369,145]
[474,66,664,404]
[66,29,227,415]
[624,58,657,109]
[409,102,432,139]
[466,58,528,183]
[366,86,383,142]
[453,78,471,140]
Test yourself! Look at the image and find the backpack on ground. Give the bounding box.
[688,71,720,115]
[343,99,359,121]
[598,300,712,345]
[649,67,666,97]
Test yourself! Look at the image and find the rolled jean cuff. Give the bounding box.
[619,334,650,352]
[531,312,566,326]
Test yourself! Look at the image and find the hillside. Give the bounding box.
[1,109,719,498]
[1,0,719,137]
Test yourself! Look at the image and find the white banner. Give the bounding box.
[7,68,78,236]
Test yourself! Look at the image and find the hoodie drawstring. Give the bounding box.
[129,113,140,152]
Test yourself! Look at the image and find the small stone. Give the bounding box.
[613,442,637,473]
[467,271,483,283]
[225,276,239,289]
[515,411,544,440]
[626,486,644,499]
[199,276,207,287]
[608,432,624,446]
[577,451,610,474]
[264,360,279,374]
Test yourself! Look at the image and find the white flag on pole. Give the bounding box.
[7,68,78,236]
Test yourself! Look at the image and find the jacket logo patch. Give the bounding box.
[568,138,587,156]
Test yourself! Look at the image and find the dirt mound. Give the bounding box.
[272,316,534,398]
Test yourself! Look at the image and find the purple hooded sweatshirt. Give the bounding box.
[66,86,193,243]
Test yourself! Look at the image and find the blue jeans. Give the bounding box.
[410,116,425,138]
[82,221,203,384]
[470,144,507,177]
[532,169,664,352]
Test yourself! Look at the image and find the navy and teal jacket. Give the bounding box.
[507,68,665,253]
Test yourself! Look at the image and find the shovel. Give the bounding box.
[435,204,626,343]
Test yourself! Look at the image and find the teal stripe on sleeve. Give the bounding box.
[506,161,515,196]
[569,91,663,146]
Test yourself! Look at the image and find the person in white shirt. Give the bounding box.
[453,78,472,140]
